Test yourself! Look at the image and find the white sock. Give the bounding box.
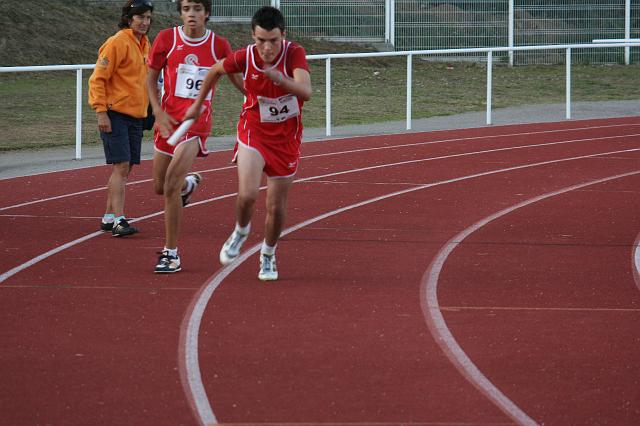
[235,222,251,235]
[163,247,178,257]
[260,241,276,256]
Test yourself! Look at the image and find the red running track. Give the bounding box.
[1,117,640,425]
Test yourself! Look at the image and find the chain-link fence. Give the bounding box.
[393,0,640,64]
[86,0,639,64]
[284,0,386,42]
[394,0,508,62]
[209,0,268,22]
[513,0,638,64]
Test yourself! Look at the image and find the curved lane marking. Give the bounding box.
[421,170,640,426]
[3,138,637,285]
[2,120,638,184]
[302,124,640,160]
[2,123,638,211]
[180,150,640,425]
[633,232,640,292]
[0,165,235,212]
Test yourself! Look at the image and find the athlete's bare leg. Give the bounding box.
[162,138,199,249]
[264,176,294,246]
[106,161,132,217]
[152,151,171,196]
[235,145,265,227]
[153,151,194,196]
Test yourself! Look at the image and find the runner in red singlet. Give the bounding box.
[185,6,312,281]
[147,0,244,273]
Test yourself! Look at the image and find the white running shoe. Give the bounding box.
[181,172,202,207]
[219,230,248,265]
[258,253,278,281]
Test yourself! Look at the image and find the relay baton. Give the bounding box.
[167,119,195,146]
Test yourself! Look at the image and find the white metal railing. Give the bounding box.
[1,42,639,159]
[0,64,95,160]
[306,41,640,136]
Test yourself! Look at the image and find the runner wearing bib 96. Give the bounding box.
[184,6,312,281]
[147,0,244,274]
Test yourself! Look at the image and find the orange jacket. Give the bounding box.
[88,29,149,119]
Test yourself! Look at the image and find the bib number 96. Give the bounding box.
[175,63,211,100]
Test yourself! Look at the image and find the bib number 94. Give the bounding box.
[258,94,300,123]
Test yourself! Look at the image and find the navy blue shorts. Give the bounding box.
[101,110,143,165]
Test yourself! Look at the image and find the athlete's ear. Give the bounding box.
[282,30,286,39]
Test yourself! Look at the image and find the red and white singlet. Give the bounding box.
[148,26,232,155]
[223,40,309,176]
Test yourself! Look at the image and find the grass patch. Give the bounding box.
[1,61,639,151]
[1,1,638,152]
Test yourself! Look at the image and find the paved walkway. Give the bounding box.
[1,100,638,180]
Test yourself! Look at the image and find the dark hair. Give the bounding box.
[119,0,154,29]
[176,0,212,23]
[251,6,285,32]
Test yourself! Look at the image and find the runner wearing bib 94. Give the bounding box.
[184,6,312,281]
[147,0,244,274]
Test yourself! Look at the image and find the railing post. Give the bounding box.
[486,50,493,125]
[325,58,332,137]
[76,68,83,160]
[566,48,572,119]
[390,0,395,47]
[406,53,412,130]
[625,0,631,65]
[385,0,390,44]
[508,0,514,66]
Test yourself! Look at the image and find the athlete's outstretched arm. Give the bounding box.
[264,67,312,101]
[183,60,227,120]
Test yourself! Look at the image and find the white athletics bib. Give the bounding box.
[257,94,300,123]
[175,63,211,100]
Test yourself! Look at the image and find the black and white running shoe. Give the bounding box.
[100,221,114,232]
[112,218,139,237]
[154,251,181,273]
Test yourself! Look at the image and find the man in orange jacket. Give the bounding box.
[88,0,153,237]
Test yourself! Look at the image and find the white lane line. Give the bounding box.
[180,150,640,426]
[303,123,640,159]
[0,190,232,284]
[0,214,102,219]
[2,123,638,211]
[0,231,105,284]
[0,120,640,181]
[420,170,640,426]
[295,134,640,185]
[440,306,640,313]
[633,232,640,292]
[2,146,638,286]
[0,165,236,212]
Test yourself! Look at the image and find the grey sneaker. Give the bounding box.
[155,250,181,273]
[219,230,248,265]
[258,253,278,281]
[181,172,202,207]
